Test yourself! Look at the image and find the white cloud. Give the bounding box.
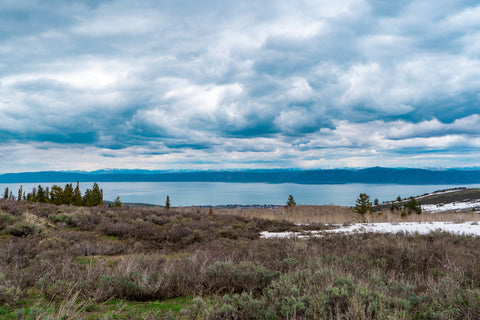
[73,14,160,36]
[302,116,480,153]
[440,5,480,31]
[1,0,480,171]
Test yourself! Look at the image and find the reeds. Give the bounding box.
[210,205,480,224]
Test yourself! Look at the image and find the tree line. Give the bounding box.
[2,182,104,207]
[354,193,422,216]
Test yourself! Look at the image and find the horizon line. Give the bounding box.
[2,166,480,175]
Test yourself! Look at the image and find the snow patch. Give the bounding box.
[422,200,480,213]
[261,221,480,238]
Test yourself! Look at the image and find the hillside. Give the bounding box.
[415,188,480,205]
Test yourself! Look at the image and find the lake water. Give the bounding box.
[1,182,479,207]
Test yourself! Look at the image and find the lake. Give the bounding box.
[1,182,479,207]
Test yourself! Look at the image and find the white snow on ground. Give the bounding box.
[261,221,480,239]
[422,200,480,213]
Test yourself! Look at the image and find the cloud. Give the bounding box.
[302,116,480,155]
[0,0,479,171]
[440,5,480,31]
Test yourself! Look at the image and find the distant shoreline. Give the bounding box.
[106,187,480,210]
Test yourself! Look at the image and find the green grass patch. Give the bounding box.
[0,297,194,319]
[89,297,193,319]
[76,256,98,265]
[0,306,50,320]
[0,306,14,320]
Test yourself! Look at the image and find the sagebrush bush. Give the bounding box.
[47,213,74,226]
[6,222,41,237]
[0,211,16,230]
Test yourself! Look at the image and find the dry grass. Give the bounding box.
[201,205,480,224]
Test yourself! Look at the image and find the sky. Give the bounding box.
[1,0,480,172]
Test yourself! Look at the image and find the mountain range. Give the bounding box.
[1,167,480,185]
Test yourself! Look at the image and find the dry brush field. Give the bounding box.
[178,204,480,224]
[1,199,480,319]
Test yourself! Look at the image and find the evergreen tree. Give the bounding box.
[74,182,82,206]
[91,182,103,206]
[404,197,422,214]
[83,188,93,207]
[31,187,37,203]
[50,185,64,205]
[63,183,74,205]
[354,193,373,216]
[27,187,37,203]
[113,196,122,207]
[83,183,103,207]
[37,185,46,203]
[3,187,9,199]
[18,186,23,202]
[165,195,170,210]
[373,198,379,206]
[286,194,296,208]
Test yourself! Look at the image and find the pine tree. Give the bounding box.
[286,194,296,208]
[31,187,37,203]
[404,197,422,215]
[37,185,46,203]
[3,187,9,199]
[26,187,37,203]
[82,183,103,207]
[113,196,122,207]
[165,195,170,210]
[63,183,74,205]
[91,182,103,206]
[74,182,82,206]
[50,185,64,205]
[354,193,373,216]
[17,186,23,202]
[83,189,93,207]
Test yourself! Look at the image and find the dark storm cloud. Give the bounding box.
[0,0,480,171]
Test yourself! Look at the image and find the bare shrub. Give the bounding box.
[0,199,24,216]
[71,210,102,231]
